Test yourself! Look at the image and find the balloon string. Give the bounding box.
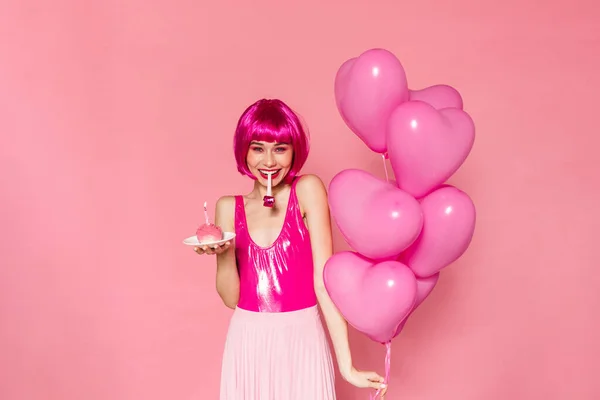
[370,342,392,400]
[382,154,389,182]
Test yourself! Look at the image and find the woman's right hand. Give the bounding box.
[193,241,231,256]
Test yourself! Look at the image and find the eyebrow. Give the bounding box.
[249,141,289,146]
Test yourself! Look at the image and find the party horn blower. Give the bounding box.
[263,171,275,207]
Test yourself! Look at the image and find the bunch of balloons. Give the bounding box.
[323,48,477,396]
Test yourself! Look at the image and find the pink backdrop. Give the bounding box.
[1,0,599,399]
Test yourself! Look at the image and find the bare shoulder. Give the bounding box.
[296,174,326,192]
[295,174,328,213]
[216,195,236,210]
[215,195,236,229]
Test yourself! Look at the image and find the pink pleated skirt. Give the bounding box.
[220,305,337,400]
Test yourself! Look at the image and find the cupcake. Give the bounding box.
[196,201,223,243]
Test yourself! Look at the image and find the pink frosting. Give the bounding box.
[196,223,223,242]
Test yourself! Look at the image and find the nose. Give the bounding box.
[264,151,276,167]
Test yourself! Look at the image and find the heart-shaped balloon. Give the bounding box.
[334,57,356,112]
[401,185,476,278]
[329,169,423,260]
[392,273,439,337]
[387,101,475,198]
[323,251,417,343]
[409,84,463,110]
[334,48,409,153]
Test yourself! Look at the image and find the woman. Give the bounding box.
[195,98,387,399]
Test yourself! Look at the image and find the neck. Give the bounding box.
[252,179,290,198]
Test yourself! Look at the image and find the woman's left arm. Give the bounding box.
[297,175,386,393]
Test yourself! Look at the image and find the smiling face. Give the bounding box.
[233,99,310,184]
[245,140,294,188]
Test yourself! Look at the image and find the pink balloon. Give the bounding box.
[334,48,409,153]
[387,101,475,198]
[334,57,356,111]
[323,251,417,343]
[402,185,476,278]
[409,84,463,110]
[328,169,423,260]
[392,273,439,337]
[413,273,439,306]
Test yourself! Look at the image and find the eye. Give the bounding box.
[251,146,263,153]
[274,146,288,153]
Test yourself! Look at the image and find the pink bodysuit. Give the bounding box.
[234,178,317,313]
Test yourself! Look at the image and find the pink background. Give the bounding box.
[1,0,599,399]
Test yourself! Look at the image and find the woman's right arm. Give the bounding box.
[214,196,239,309]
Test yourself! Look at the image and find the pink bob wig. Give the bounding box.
[233,99,310,183]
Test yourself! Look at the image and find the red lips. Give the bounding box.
[259,169,281,180]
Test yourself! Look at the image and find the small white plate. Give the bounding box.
[182,231,236,247]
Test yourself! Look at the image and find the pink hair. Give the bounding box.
[233,99,310,183]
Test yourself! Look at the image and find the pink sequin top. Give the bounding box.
[234,178,317,313]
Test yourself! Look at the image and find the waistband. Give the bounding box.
[232,305,320,326]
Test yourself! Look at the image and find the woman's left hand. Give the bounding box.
[343,367,387,397]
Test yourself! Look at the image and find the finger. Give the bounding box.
[369,381,386,390]
[216,242,231,253]
[365,371,384,382]
[215,246,226,254]
[194,247,204,255]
